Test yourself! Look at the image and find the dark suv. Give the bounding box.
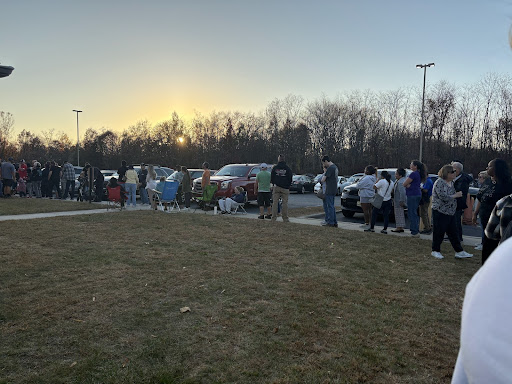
[192,164,269,201]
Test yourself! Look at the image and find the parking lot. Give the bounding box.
[241,192,482,237]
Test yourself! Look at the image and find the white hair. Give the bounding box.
[451,161,463,172]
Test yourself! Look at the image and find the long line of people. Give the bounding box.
[351,157,512,264]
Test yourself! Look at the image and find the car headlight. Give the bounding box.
[220,181,231,190]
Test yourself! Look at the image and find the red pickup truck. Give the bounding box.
[192,163,271,201]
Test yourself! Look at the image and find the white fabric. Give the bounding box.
[375,179,394,201]
[219,198,234,212]
[452,237,512,383]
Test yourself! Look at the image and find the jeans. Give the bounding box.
[62,179,75,199]
[184,191,191,208]
[140,187,149,204]
[323,194,337,225]
[125,183,137,206]
[407,195,421,235]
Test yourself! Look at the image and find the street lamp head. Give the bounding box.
[73,110,82,113]
[428,63,435,67]
[416,64,423,68]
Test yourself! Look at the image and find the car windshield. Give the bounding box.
[190,171,203,179]
[293,176,301,181]
[216,165,251,177]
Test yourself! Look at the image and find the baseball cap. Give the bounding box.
[260,163,268,169]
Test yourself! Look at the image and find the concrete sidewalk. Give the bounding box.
[0,204,481,247]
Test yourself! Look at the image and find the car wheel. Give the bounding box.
[342,210,355,218]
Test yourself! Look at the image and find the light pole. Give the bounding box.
[73,110,82,166]
[416,63,435,162]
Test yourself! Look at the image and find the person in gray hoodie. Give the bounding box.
[357,165,377,228]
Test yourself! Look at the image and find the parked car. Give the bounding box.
[161,166,174,176]
[192,163,271,202]
[314,176,348,195]
[290,175,315,194]
[341,168,412,218]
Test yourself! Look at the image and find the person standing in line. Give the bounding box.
[392,168,407,233]
[365,170,394,234]
[47,161,62,199]
[1,157,16,197]
[173,166,184,205]
[320,155,339,227]
[124,165,139,207]
[419,173,434,235]
[61,160,76,200]
[138,163,149,205]
[118,160,128,183]
[255,163,272,219]
[146,164,158,210]
[357,165,377,229]
[430,164,473,259]
[25,161,33,197]
[473,159,512,264]
[403,160,426,237]
[31,162,42,198]
[41,161,51,198]
[17,159,28,180]
[181,166,192,210]
[452,161,472,243]
[270,154,293,223]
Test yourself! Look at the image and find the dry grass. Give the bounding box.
[0,211,480,383]
[0,198,106,215]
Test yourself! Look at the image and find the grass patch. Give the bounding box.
[0,198,106,215]
[0,212,480,383]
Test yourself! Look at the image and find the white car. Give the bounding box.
[314,176,347,195]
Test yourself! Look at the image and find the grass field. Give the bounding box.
[0,198,106,215]
[0,211,480,383]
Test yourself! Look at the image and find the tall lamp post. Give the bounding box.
[73,110,82,166]
[416,63,435,162]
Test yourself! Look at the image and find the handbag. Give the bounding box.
[316,189,325,199]
[371,182,391,209]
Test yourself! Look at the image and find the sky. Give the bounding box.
[1,0,512,141]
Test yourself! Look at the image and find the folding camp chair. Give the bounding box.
[194,184,218,212]
[157,181,180,212]
[106,186,124,210]
[231,192,248,214]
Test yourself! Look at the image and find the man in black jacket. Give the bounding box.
[452,161,472,243]
[270,154,293,222]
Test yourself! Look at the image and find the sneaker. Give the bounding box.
[381,229,387,234]
[258,215,265,219]
[474,244,483,251]
[391,228,404,233]
[455,250,473,259]
[420,229,432,235]
[328,223,338,227]
[411,233,420,238]
[265,215,272,219]
[321,222,329,226]
[431,251,444,259]
[364,228,375,232]
[182,207,189,211]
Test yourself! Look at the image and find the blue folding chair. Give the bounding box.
[156,181,180,212]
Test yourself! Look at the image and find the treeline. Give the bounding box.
[2,73,512,176]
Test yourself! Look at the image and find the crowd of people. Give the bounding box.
[320,157,512,264]
[2,154,512,264]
